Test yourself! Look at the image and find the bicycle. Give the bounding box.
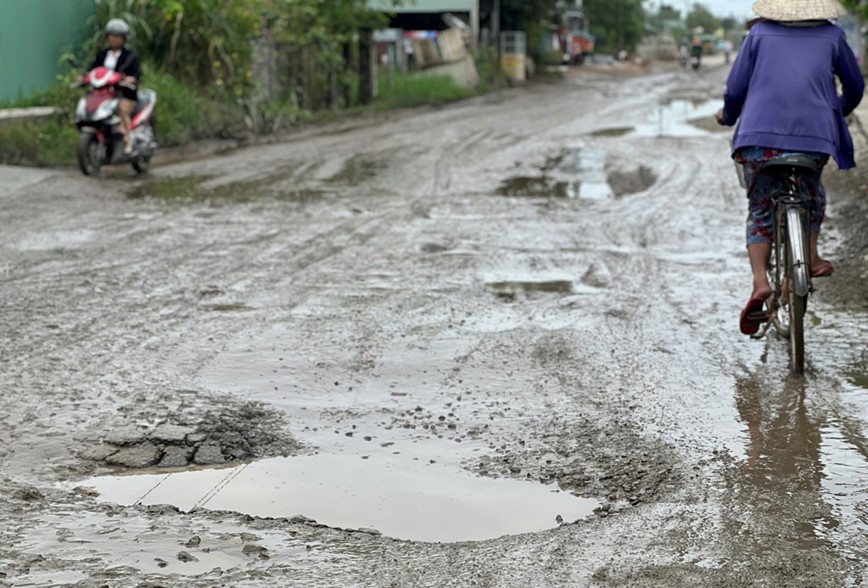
[746,154,819,373]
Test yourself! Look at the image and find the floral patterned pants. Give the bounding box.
[735,148,829,246]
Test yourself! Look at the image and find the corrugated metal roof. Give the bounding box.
[369,0,474,13]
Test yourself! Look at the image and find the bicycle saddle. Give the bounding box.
[760,155,819,172]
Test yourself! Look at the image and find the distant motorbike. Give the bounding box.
[679,46,689,68]
[74,67,157,176]
[690,46,702,71]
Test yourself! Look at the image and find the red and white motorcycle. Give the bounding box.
[74,66,157,176]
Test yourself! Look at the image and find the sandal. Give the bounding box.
[811,260,834,278]
[739,296,768,336]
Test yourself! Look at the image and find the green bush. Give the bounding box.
[376,72,472,110]
[0,118,79,167]
[472,47,508,93]
[145,68,247,145]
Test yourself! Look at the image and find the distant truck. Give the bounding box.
[558,10,595,65]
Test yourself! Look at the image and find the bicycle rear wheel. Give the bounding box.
[786,208,809,373]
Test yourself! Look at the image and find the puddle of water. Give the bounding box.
[497,176,577,198]
[132,166,322,204]
[488,279,574,302]
[633,99,720,138]
[18,510,298,578]
[591,127,634,137]
[131,175,205,200]
[497,148,612,200]
[201,303,253,313]
[557,150,613,199]
[326,154,386,185]
[11,571,88,587]
[77,454,597,543]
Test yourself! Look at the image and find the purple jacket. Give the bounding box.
[722,21,865,169]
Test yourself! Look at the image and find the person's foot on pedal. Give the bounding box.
[123,138,133,155]
[811,258,834,278]
[740,284,772,336]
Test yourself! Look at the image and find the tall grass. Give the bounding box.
[376,72,472,110]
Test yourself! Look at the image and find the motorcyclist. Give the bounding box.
[690,35,703,69]
[678,38,689,68]
[89,19,141,154]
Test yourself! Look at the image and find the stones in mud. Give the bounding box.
[13,487,44,502]
[193,442,226,465]
[186,432,207,445]
[105,441,161,468]
[105,425,147,446]
[78,444,120,462]
[159,446,194,468]
[85,402,299,471]
[185,535,202,548]
[177,550,198,563]
[242,544,269,559]
[150,424,196,444]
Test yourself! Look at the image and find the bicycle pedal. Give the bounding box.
[747,311,770,322]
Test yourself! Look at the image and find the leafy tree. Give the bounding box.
[841,0,868,18]
[720,17,738,32]
[686,3,720,34]
[646,3,686,37]
[92,0,394,97]
[584,0,646,53]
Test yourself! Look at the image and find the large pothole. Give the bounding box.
[71,453,598,543]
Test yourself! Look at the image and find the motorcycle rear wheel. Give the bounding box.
[132,156,151,174]
[77,131,102,176]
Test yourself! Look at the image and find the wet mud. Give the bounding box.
[2,61,868,586]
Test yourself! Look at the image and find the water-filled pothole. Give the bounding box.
[497,176,577,198]
[591,127,634,137]
[326,154,387,185]
[488,279,574,301]
[74,454,597,543]
[497,149,612,199]
[130,167,324,204]
[633,99,721,138]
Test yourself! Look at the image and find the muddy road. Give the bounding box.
[2,63,867,587]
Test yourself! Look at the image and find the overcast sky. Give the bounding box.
[654,0,758,19]
[703,0,757,18]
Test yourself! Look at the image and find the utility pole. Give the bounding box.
[492,0,501,48]
[618,0,625,54]
[471,0,480,49]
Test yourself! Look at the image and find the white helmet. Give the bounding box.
[106,19,130,37]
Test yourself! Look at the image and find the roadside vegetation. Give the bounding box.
[0,0,508,167]
[0,0,738,168]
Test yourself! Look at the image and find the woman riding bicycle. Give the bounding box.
[715,0,864,335]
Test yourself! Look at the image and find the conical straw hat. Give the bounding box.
[753,0,847,21]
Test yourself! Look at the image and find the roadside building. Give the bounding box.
[0,0,94,104]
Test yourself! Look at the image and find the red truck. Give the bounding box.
[558,10,595,65]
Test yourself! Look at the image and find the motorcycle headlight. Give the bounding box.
[94,98,119,121]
